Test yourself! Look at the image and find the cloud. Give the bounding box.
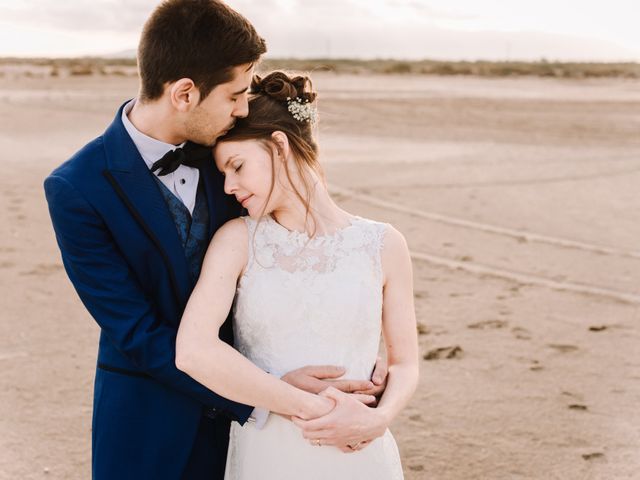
[0,0,154,32]
[0,0,637,60]
[385,0,478,21]
[4,0,388,35]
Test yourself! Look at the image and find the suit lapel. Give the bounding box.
[102,102,192,309]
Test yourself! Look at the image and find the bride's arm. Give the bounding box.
[371,225,419,419]
[176,218,332,420]
[292,225,418,447]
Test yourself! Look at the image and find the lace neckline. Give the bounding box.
[265,214,360,242]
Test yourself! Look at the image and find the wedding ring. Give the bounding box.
[348,441,361,450]
[315,439,321,447]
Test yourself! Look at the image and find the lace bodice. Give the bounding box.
[233,215,388,380]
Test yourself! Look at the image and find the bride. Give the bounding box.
[176,71,418,479]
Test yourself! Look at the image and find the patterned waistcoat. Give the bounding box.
[153,177,210,285]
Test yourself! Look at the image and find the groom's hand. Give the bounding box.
[353,356,388,401]
[281,365,375,395]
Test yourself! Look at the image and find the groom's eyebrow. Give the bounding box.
[232,87,249,96]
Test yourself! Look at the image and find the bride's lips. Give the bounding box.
[237,194,253,207]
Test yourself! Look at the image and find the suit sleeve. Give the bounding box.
[44,174,252,424]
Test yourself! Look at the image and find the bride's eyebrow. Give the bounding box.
[223,154,240,169]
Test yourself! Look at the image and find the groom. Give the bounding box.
[44,1,386,479]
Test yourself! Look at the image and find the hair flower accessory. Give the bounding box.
[286,96,317,124]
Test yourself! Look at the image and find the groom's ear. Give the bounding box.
[168,78,199,112]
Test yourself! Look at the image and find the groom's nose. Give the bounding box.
[232,95,249,118]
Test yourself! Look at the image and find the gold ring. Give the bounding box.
[348,441,361,450]
[315,439,321,447]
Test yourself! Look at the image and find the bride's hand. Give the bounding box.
[291,387,390,450]
[298,393,334,420]
[278,392,374,423]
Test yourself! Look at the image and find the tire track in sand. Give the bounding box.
[329,184,640,304]
[329,185,640,260]
[410,250,640,305]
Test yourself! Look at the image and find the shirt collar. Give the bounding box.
[121,99,185,170]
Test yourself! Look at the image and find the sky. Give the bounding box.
[0,0,638,61]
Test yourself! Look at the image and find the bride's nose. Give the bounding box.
[224,174,237,195]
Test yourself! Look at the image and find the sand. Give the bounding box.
[1,71,639,479]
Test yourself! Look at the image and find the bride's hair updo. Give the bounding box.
[218,71,324,222]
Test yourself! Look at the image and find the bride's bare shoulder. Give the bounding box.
[381,224,408,253]
[201,217,250,276]
[210,217,249,248]
[380,224,411,281]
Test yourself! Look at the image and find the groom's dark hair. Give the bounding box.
[137,0,266,102]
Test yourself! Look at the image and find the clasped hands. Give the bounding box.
[281,357,389,453]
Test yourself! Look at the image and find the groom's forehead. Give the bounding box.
[217,64,253,89]
[234,62,255,83]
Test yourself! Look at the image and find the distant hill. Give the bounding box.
[1,56,638,79]
[103,49,136,59]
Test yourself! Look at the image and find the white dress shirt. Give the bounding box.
[121,99,199,215]
[121,99,268,428]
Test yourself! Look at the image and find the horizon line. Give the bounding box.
[1,56,639,65]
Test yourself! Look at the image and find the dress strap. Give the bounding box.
[368,221,389,286]
[241,216,258,274]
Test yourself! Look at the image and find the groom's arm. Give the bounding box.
[281,357,388,397]
[44,174,252,423]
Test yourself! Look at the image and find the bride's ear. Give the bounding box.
[271,131,290,161]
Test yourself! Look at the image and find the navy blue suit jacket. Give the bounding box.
[44,103,252,479]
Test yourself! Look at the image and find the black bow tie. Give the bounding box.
[150,141,212,176]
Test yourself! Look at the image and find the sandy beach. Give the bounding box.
[1,71,639,479]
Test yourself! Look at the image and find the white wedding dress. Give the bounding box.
[224,215,404,480]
